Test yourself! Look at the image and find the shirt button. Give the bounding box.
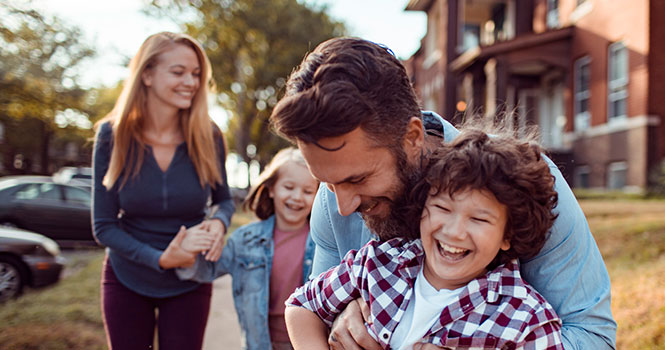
[381,332,389,339]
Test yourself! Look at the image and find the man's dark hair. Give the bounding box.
[270,37,421,150]
[403,129,559,268]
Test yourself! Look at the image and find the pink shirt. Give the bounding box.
[268,224,309,343]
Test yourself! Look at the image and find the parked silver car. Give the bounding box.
[0,226,65,302]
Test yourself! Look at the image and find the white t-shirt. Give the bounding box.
[389,267,464,350]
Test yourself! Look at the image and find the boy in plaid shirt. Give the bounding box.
[285,128,564,350]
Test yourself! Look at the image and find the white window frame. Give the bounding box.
[608,41,629,121]
[423,5,442,69]
[574,56,591,131]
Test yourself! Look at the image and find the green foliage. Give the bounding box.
[146,0,345,174]
[82,82,124,125]
[0,2,94,121]
[0,1,97,173]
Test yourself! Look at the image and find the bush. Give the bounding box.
[647,161,665,197]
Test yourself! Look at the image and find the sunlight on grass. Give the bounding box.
[610,256,665,349]
[0,252,107,349]
[580,199,665,349]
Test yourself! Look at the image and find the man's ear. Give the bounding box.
[403,116,425,159]
[142,68,153,87]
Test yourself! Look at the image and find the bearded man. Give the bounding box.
[270,37,616,350]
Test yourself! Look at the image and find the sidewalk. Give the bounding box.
[202,275,242,350]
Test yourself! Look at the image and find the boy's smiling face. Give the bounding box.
[420,188,511,291]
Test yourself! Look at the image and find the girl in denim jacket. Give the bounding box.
[178,147,319,350]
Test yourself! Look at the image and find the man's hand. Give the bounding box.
[328,298,382,350]
[159,226,197,269]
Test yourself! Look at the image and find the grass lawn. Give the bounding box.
[580,199,665,349]
[1,202,664,349]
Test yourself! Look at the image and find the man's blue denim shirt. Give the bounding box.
[308,111,617,349]
[177,215,315,350]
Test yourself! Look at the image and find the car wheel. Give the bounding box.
[0,256,25,303]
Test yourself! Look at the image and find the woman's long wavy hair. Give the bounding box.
[96,32,223,190]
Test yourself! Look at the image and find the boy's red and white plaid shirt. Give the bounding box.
[286,238,563,349]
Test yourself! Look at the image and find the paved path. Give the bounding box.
[203,275,243,350]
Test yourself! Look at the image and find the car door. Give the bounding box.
[12,182,70,240]
[61,185,93,241]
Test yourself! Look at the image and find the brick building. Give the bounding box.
[404,0,665,190]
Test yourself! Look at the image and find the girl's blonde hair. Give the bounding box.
[243,147,315,220]
[96,32,223,190]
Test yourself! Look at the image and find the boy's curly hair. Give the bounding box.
[405,128,559,268]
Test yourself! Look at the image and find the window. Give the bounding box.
[461,23,480,52]
[547,0,559,29]
[14,183,61,201]
[425,6,440,59]
[607,161,627,189]
[574,56,591,131]
[64,186,91,205]
[575,165,591,189]
[608,41,628,120]
[423,5,442,69]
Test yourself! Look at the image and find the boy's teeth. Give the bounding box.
[438,242,466,254]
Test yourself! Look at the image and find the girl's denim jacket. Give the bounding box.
[177,215,315,350]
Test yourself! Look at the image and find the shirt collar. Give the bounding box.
[486,259,527,303]
[422,111,445,139]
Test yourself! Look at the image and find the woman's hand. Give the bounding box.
[197,219,227,261]
[181,224,217,253]
[159,226,197,269]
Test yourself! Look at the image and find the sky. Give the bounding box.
[36,0,427,88]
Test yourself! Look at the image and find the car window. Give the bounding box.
[14,183,61,201]
[63,186,91,205]
[14,184,39,200]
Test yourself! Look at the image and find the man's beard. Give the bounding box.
[361,148,423,241]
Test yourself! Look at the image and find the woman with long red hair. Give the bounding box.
[92,32,234,350]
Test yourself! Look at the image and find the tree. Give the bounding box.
[0,1,96,174]
[147,0,345,184]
